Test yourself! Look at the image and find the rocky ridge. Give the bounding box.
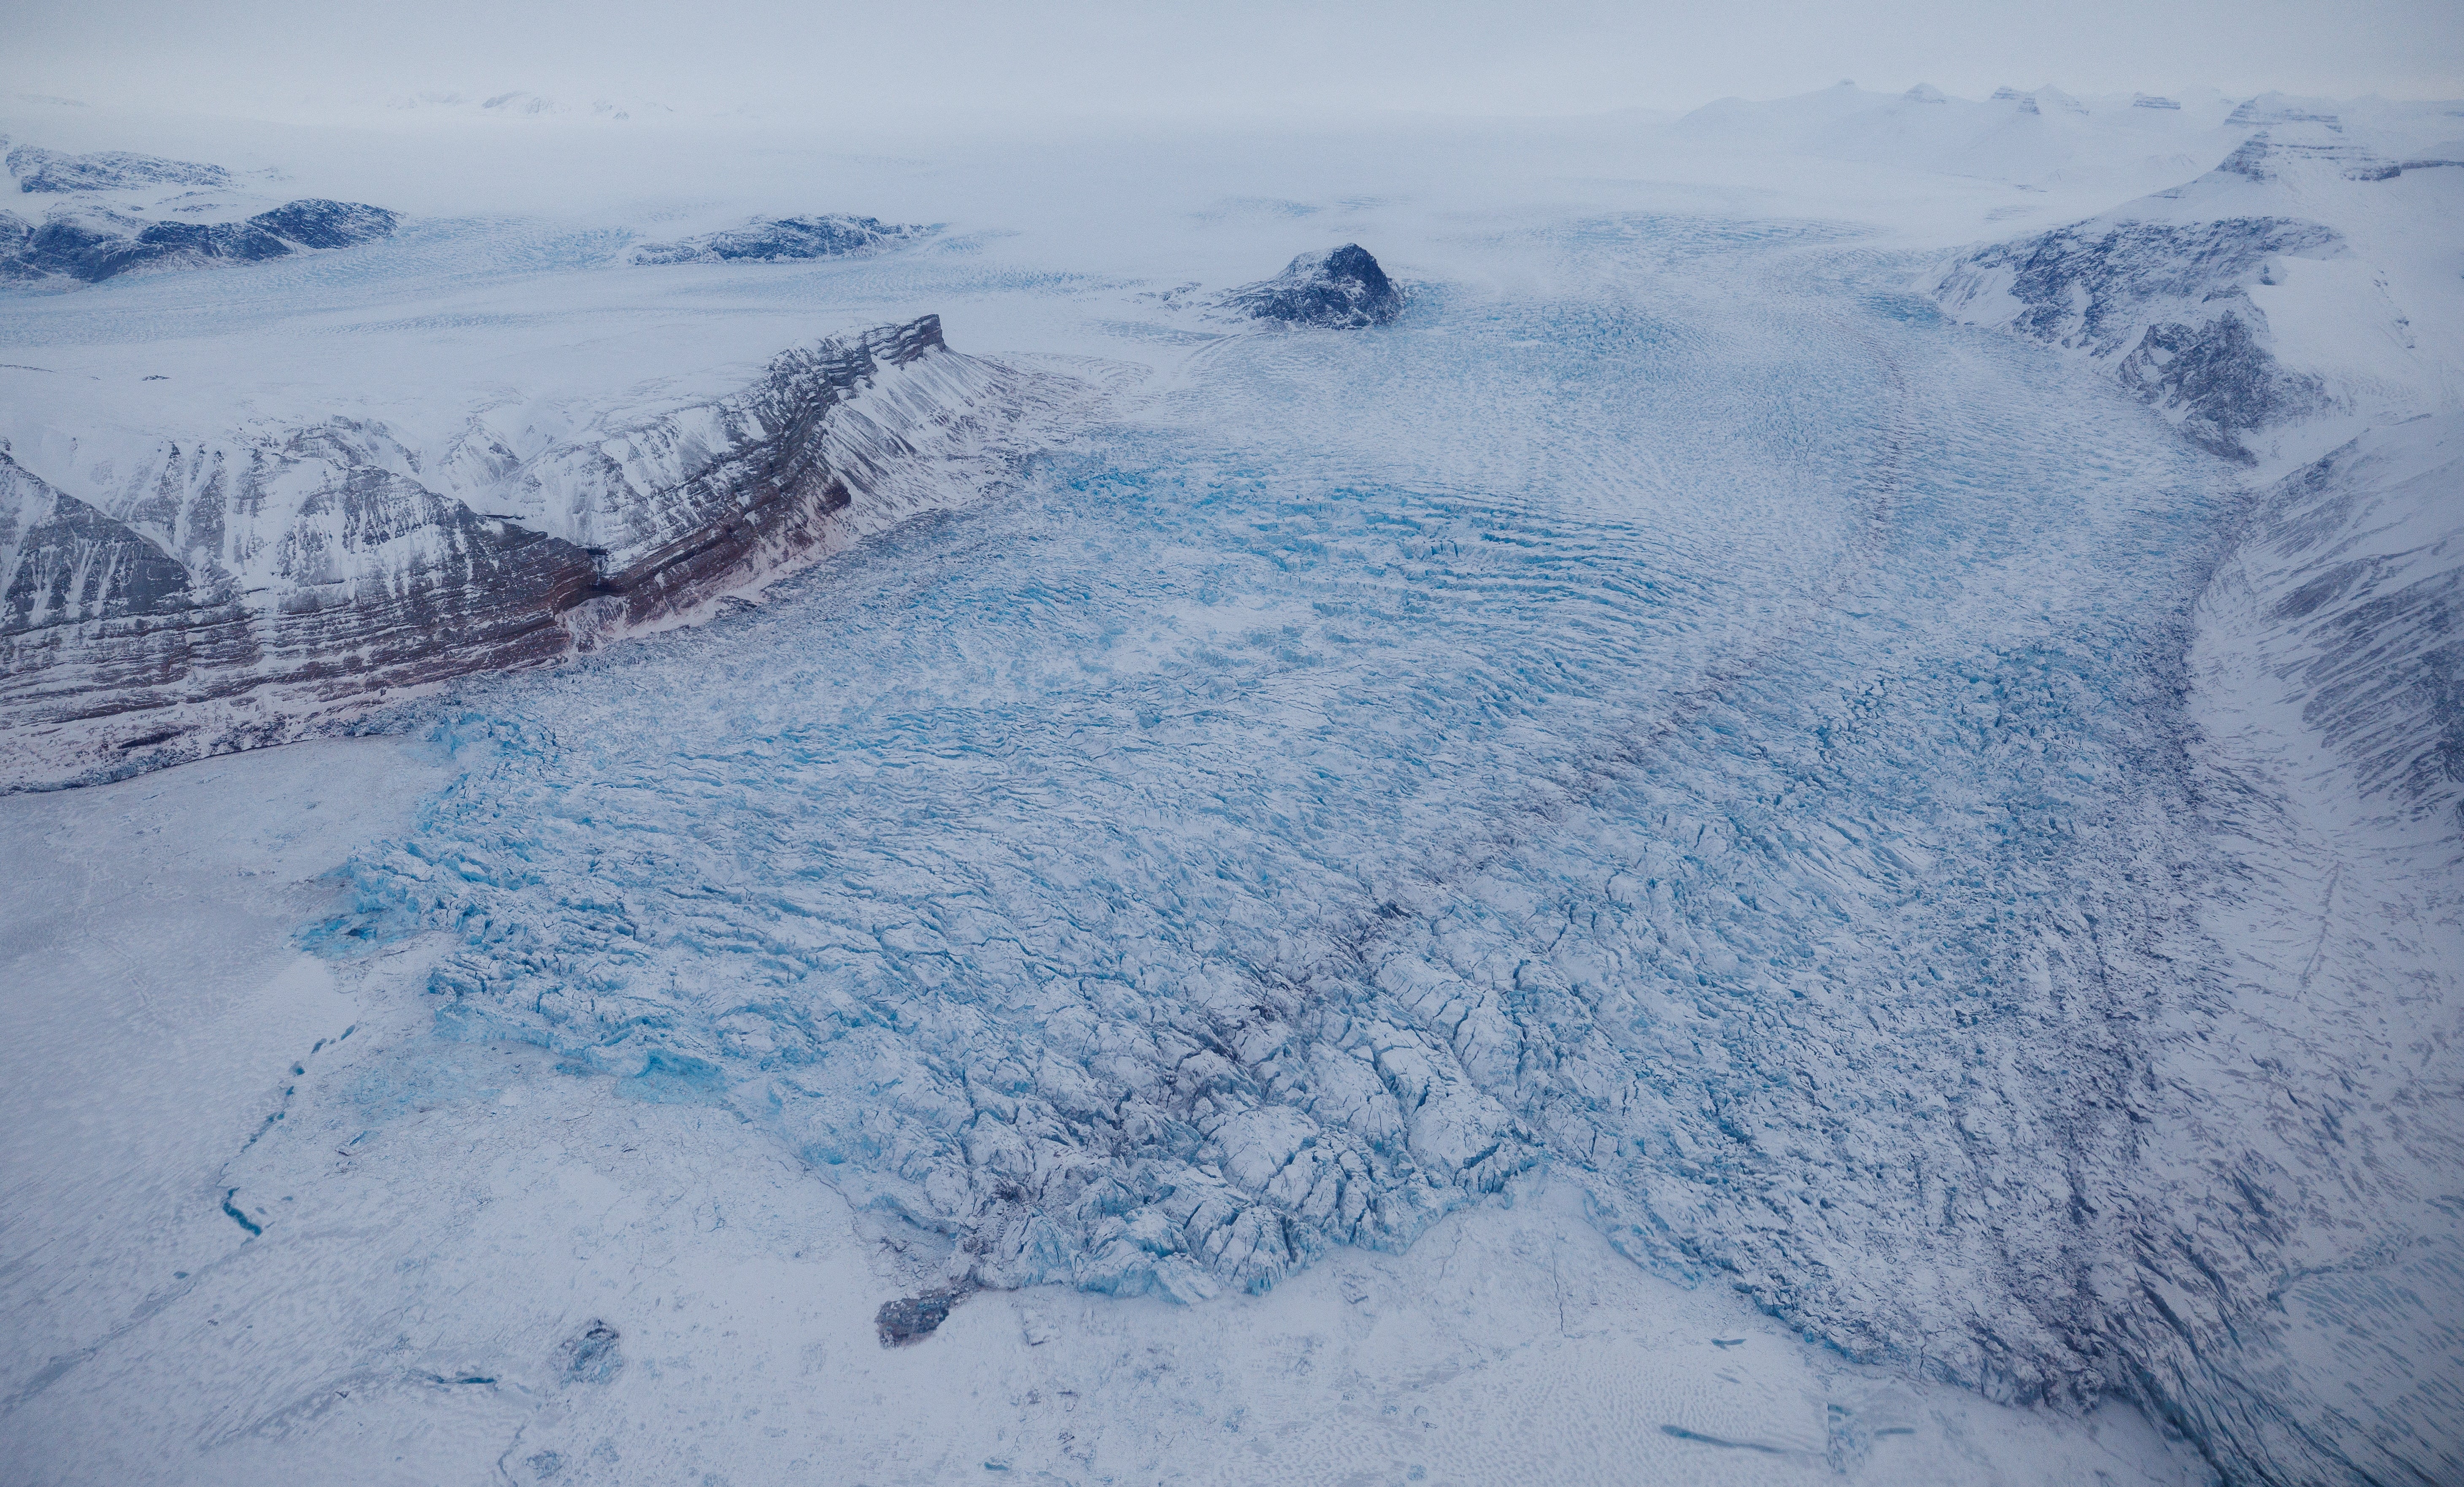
[0,316,1068,789]
[1930,115,2460,463]
[0,197,400,284]
[6,143,232,194]
[632,214,935,265]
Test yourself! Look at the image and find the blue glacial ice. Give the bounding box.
[324,219,2249,1407]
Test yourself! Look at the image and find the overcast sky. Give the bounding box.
[13,0,2462,121]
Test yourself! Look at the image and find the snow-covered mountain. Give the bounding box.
[1,317,1069,789]
[1930,114,2464,466]
[1219,243,1405,327]
[1673,80,2248,199]
[384,89,678,123]
[6,143,233,193]
[0,141,402,286]
[1,197,399,284]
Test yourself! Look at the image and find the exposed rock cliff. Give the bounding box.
[1935,215,2344,459]
[0,316,1066,789]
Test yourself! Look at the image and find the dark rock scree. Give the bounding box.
[1225,243,1403,327]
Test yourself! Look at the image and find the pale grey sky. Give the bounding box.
[13,0,2462,120]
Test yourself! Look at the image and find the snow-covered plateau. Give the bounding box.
[2,84,2459,1486]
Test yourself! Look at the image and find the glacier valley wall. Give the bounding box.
[0,317,1065,790]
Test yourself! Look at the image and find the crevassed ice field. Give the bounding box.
[316,215,2228,1386]
[20,109,2456,1484]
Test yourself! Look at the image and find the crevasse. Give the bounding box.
[325,223,2234,1403]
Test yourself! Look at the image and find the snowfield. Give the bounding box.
[2,84,2459,1486]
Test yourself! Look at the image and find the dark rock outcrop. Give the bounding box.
[874,1288,968,1345]
[0,199,400,284]
[632,214,933,265]
[6,145,232,194]
[1223,244,1403,327]
[1932,217,2342,460]
[1,316,1062,789]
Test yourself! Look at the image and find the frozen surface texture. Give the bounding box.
[3,94,2459,1486]
[2134,412,2464,1487]
[0,316,1069,789]
[317,213,2453,1480]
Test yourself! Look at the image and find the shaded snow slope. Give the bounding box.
[2129,414,2464,1486]
[1930,119,2464,470]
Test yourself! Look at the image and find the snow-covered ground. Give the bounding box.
[0,741,2208,1486]
[4,85,2459,1485]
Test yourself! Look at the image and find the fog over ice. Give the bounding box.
[11,0,2462,123]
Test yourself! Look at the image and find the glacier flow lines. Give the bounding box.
[319,222,2250,1452]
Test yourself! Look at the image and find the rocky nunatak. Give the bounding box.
[1223,243,1404,327]
[0,316,1067,789]
[0,198,401,284]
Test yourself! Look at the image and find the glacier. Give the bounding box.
[3,86,2460,1487]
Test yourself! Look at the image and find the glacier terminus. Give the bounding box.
[1,68,2459,1487]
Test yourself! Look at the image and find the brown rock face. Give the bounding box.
[0,316,1058,789]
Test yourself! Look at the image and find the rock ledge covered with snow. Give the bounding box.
[1223,243,1403,327]
[0,315,1068,790]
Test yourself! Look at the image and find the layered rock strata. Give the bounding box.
[0,316,1058,789]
